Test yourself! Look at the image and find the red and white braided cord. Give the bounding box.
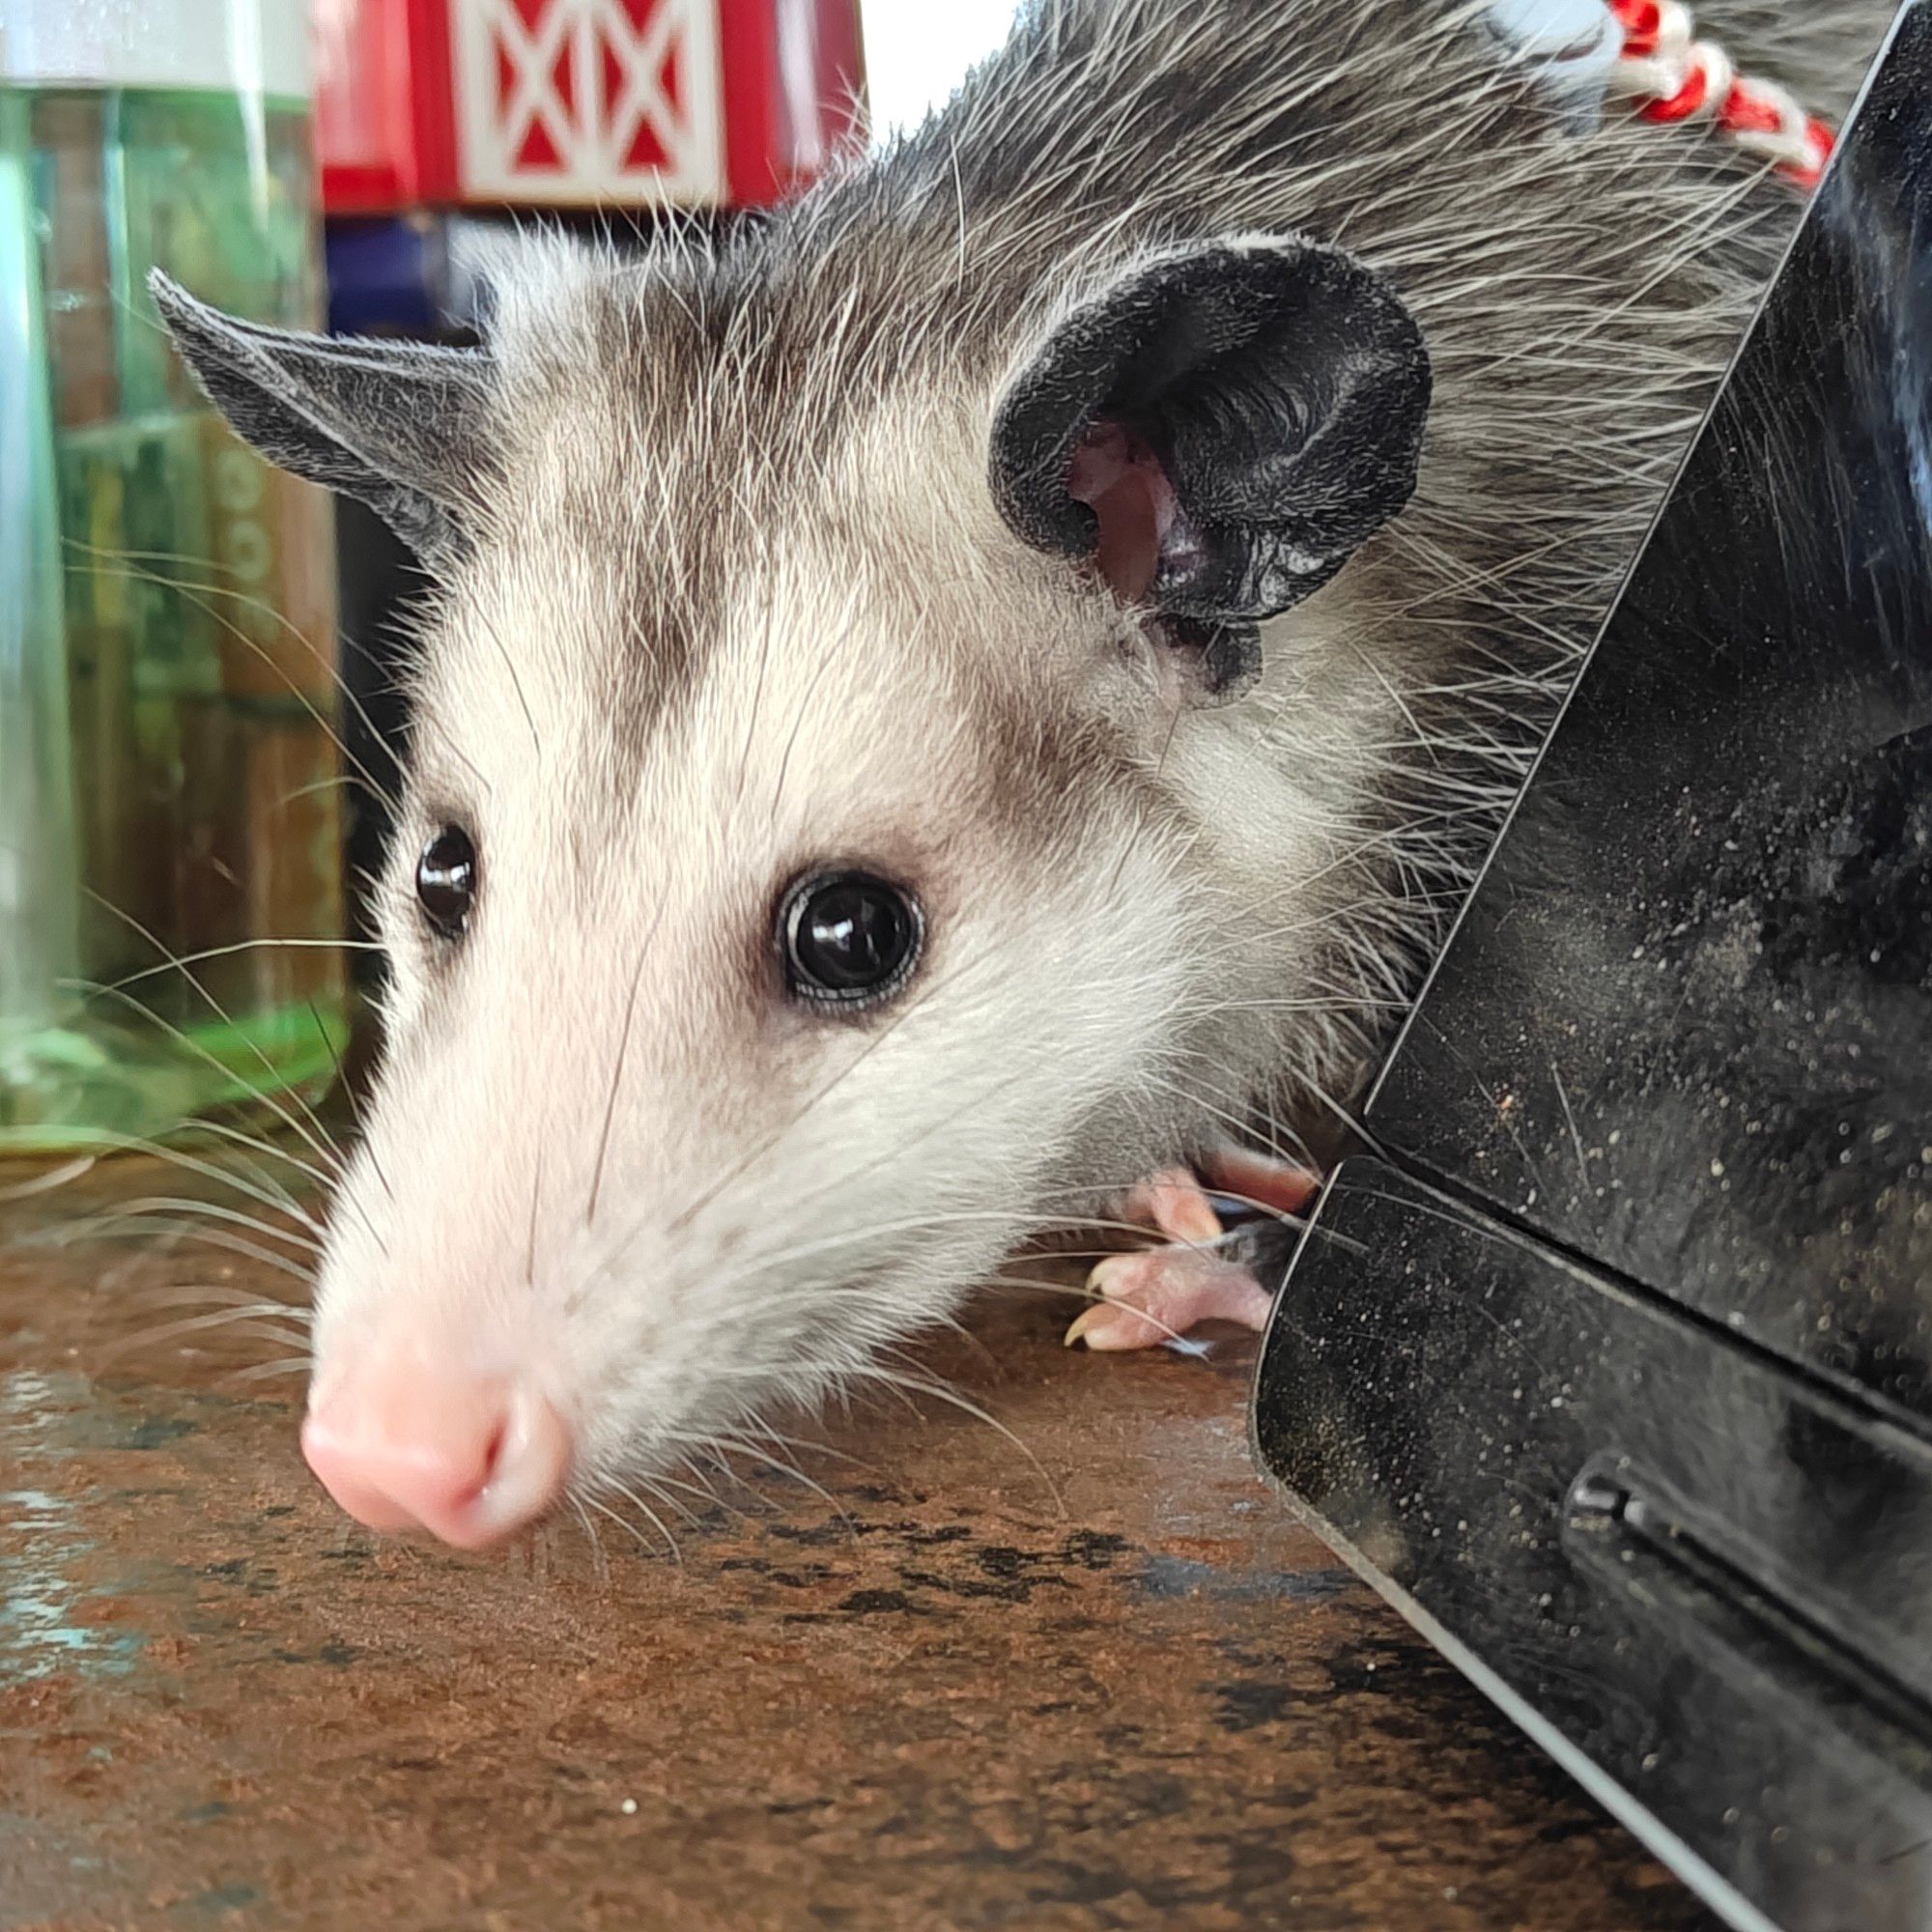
[1606,0,1834,187]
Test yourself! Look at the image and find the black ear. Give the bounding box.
[990,239,1430,699]
[149,270,496,559]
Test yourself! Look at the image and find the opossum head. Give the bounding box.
[152,230,1427,1548]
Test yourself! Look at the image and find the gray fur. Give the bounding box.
[161,0,1892,1508]
[148,277,495,559]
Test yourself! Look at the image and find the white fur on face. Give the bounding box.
[308,421,1220,1496]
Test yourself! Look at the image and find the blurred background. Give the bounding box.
[0,0,1021,1158]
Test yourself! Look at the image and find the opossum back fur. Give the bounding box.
[462,0,1890,1145]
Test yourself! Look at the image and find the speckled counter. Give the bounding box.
[0,1160,1713,1931]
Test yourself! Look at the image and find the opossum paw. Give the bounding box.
[1065,1244,1273,1350]
[1064,1152,1318,1351]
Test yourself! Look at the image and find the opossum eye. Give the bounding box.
[780,870,923,1008]
[416,826,478,940]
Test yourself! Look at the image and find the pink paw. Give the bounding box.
[1064,1244,1275,1350]
[1064,1153,1317,1352]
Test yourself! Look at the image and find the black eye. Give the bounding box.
[780,869,923,1007]
[416,826,477,939]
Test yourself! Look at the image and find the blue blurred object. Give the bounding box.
[325,213,450,337]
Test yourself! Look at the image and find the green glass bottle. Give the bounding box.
[0,7,348,1155]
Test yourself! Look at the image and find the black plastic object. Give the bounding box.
[1253,11,1932,1929]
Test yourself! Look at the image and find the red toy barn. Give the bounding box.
[313,0,867,213]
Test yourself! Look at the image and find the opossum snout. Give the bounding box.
[301,1365,572,1548]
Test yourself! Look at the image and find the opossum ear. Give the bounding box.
[989,240,1430,700]
[150,271,494,560]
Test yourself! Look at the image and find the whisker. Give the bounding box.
[659,941,991,1245]
[62,537,406,816]
[61,967,386,1261]
[585,914,664,1227]
[32,1126,324,1232]
[183,1119,340,1203]
[66,966,349,1200]
[220,1357,314,1387]
[582,1490,677,1563]
[850,1358,1064,1514]
[98,1304,316,1366]
[701,1431,853,1530]
[99,937,381,994]
[604,1475,689,1554]
[0,1154,97,1203]
[566,1493,612,1583]
[71,1194,321,1255]
[137,1282,312,1320]
[72,1215,319,1283]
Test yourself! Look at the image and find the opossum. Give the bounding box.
[155,0,1889,1548]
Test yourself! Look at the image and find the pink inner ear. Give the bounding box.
[1065,421,1179,604]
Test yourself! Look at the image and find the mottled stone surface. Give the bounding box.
[0,1162,1713,1930]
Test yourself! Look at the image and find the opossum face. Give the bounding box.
[300,513,1199,1548]
[152,235,1427,1547]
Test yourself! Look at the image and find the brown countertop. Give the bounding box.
[0,1159,1714,1931]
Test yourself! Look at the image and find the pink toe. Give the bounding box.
[1066,1249,1273,1351]
[1201,1148,1320,1217]
[1168,1265,1273,1332]
[1121,1168,1224,1245]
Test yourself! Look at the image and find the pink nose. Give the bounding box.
[301,1369,572,1548]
